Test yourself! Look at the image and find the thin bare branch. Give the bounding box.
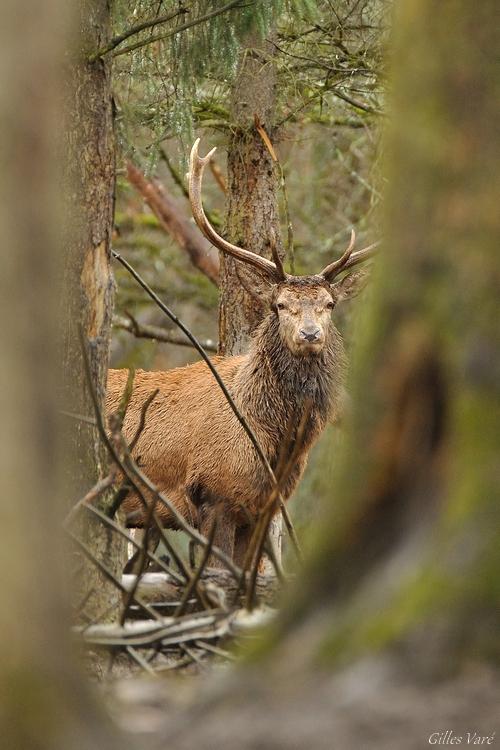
[114,313,217,352]
[84,503,185,586]
[209,159,227,194]
[64,473,115,526]
[68,529,161,621]
[175,518,217,617]
[128,386,159,452]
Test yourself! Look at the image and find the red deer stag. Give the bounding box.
[106,139,376,567]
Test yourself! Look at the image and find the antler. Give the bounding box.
[320,230,379,281]
[188,139,286,283]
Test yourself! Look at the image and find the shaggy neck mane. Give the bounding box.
[235,313,345,446]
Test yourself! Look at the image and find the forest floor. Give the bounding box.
[100,649,500,749]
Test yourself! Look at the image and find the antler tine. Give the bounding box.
[319,229,356,281]
[188,139,286,282]
[269,228,286,280]
[339,240,380,273]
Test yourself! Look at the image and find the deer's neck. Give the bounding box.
[234,314,345,446]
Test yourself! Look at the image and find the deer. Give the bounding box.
[106,139,377,569]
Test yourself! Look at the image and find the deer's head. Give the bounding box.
[188,139,377,356]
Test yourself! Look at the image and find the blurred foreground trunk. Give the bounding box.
[278,0,500,665]
[0,1,124,747]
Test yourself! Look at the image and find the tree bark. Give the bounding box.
[62,0,126,627]
[219,35,283,355]
[218,34,284,565]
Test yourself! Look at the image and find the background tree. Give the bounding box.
[219,33,283,354]
[62,0,127,629]
[110,0,387,371]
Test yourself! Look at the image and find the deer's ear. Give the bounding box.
[331,269,368,302]
[234,263,275,305]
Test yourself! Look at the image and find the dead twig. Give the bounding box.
[120,493,159,625]
[128,385,159,453]
[114,313,217,353]
[68,529,161,622]
[254,115,295,272]
[64,473,115,527]
[175,517,217,617]
[245,404,312,610]
[84,503,185,586]
[209,159,227,194]
[79,326,241,579]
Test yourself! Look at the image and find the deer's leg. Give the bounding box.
[199,502,235,569]
[234,519,282,575]
[233,525,254,568]
[123,526,160,574]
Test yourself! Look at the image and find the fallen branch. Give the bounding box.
[122,570,281,608]
[75,607,276,648]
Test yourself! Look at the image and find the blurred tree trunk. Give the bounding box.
[272,0,500,668]
[62,0,126,628]
[0,1,124,747]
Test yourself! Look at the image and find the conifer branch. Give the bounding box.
[88,7,188,62]
[97,0,249,61]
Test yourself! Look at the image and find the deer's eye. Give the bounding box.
[326,301,335,310]
[276,302,286,311]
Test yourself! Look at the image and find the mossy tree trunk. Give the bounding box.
[62,0,126,629]
[0,1,124,747]
[273,0,500,669]
[219,34,283,356]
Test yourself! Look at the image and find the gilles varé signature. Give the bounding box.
[429,731,496,745]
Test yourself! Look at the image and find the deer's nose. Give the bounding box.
[300,327,321,342]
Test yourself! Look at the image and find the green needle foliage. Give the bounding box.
[111,0,389,167]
